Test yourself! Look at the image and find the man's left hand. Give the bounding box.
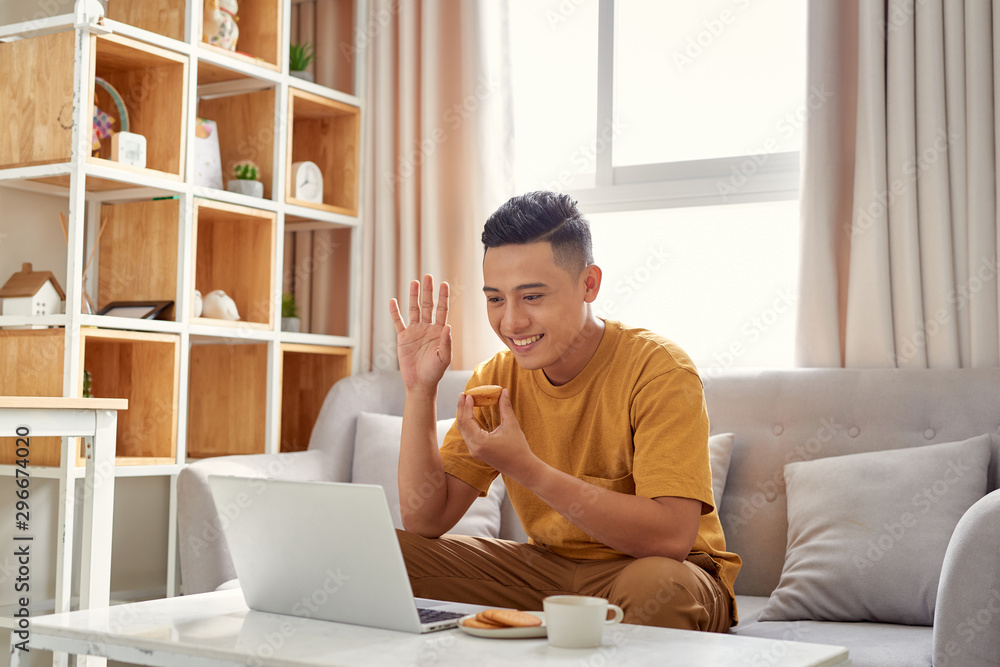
[456,389,538,480]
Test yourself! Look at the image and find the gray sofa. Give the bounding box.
[178,368,1000,667]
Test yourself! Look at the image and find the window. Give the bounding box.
[510,0,806,369]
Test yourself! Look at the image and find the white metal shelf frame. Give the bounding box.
[1,0,368,607]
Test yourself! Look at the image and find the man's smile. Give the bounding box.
[511,334,544,348]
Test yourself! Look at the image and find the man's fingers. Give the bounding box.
[439,324,452,364]
[436,281,450,326]
[420,274,435,323]
[389,298,405,334]
[498,388,514,422]
[407,279,420,325]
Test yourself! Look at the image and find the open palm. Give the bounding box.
[389,274,452,390]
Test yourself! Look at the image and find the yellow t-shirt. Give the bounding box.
[440,319,741,621]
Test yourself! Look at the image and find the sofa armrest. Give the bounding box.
[178,450,335,595]
[933,488,1000,667]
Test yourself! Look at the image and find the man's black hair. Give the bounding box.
[482,191,594,276]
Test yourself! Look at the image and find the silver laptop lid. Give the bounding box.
[207,476,423,633]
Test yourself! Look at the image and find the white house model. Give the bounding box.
[0,263,66,325]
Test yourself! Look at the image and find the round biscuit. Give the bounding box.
[466,385,503,407]
[463,615,507,629]
[480,608,542,628]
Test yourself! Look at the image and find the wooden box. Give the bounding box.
[0,31,188,184]
[197,88,277,199]
[287,89,361,216]
[0,330,64,466]
[282,224,353,335]
[201,0,283,71]
[0,329,179,466]
[97,198,181,321]
[187,342,268,458]
[81,329,180,465]
[280,344,350,452]
[107,0,186,41]
[192,199,276,329]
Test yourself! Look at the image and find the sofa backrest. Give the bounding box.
[309,367,1000,599]
[704,368,1000,597]
[308,369,471,476]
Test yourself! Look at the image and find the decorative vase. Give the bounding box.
[227,179,264,198]
[282,317,301,333]
[290,70,314,83]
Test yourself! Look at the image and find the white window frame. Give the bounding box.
[568,0,801,214]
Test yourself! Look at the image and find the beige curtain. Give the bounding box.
[293,0,514,368]
[796,0,1000,369]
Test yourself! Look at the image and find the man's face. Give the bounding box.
[482,241,598,378]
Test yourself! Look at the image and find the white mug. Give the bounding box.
[543,595,624,648]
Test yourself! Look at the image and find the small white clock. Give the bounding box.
[110,131,147,168]
[291,160,323,203]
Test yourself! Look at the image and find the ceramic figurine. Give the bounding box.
[200,289,240,321]
[193,289,203,318]
[204,0,239,52]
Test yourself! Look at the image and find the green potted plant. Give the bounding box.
[289,42,315,82]
[226,159,264,198]
[281,292,300,332]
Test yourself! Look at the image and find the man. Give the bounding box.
[388,191,740,630]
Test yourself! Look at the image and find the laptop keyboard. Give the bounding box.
[418,608,466,625]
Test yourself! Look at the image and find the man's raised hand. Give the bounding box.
[389,274,452,391]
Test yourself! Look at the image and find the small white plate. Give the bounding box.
[456,611,547,639]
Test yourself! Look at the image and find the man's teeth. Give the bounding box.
[513,334,542,346]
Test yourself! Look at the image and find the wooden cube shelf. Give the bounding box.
[0,328,179,466]
[0,31,188,184]
[287,89,361,216]
[280,344,351,452]
[201,0,283,71]
[81,329,180,465]
[97,198,181,321]
[0,330,65,466]
[192,199,276,329]
[187,342,268,458]
[282,224,353,336]
[198,88,277,199]
[106,0,186,42]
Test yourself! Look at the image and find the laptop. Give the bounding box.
[207,475,490,633]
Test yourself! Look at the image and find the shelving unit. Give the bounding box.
[0,0,366,620]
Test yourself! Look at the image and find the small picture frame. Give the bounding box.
[96,300,173,320]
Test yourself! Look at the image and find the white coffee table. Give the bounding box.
[17,588,851,666]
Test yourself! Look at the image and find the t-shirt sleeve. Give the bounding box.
[438,372,500,497]
[631,367,714,514]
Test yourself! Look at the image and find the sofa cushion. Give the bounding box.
[708,432,735,507]
[734,596,932,667]
[351,412,506,537]
[759,434,992,626]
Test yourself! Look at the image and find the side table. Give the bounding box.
[1,396,127,667]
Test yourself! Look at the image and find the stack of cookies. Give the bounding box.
[461,609,543,630]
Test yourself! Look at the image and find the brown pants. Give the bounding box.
[397,530,731,632]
